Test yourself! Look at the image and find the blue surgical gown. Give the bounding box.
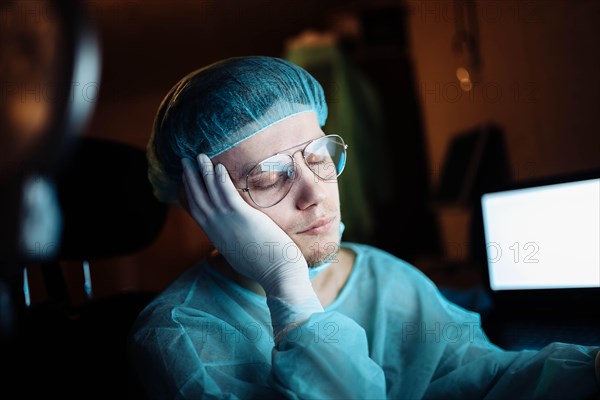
[129,242,599,399]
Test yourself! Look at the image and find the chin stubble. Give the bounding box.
[306,238,341,268]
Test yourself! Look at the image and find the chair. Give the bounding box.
[14,136,168,399]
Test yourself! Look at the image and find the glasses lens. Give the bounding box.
[246,155,295,208]
[304,135,347,181]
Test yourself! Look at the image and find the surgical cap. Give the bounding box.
[147,56,328,204]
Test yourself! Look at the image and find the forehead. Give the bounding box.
[212,112,324,180]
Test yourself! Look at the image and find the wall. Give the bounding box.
[406,0,600,263]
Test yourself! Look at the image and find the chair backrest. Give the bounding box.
[38,135,168,305]
[58,136,168,259]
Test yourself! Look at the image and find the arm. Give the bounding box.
[180,155,386,398]
[130,306,387,400]
[130,306,287,400]
[415,278,600,399]
[270,311,387,399]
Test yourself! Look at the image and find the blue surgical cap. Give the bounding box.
[147,56,328,204]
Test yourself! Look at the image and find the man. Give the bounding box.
[130,56,600,399]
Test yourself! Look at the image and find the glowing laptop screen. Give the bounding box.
[481,178,599,291]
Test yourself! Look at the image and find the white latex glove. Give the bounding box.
[181,155,324,341]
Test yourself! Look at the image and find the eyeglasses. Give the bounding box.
[236,134,348,208]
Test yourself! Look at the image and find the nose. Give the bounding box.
[290,151,327,210]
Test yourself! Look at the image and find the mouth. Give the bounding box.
[297,216,335,235]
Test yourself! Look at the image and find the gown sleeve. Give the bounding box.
[270,311,387,399]
[413,275,600,399]
[130,305,386,399]
[272,280,599,400]
[130,305,286,400]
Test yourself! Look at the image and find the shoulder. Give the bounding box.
[343,242,434,284]
[131,260,212,331]
[341,241,446,304]
[342,242,484,323]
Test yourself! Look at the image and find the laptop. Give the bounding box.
[478,170,600,351]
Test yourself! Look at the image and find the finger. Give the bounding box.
[181,171,207,226]
[181,158,212,212]
[197,154,230,213]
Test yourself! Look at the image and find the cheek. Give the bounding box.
[322,180,341,206]
[289,179,341,212]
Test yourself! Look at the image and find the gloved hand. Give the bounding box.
[181,154,324,341]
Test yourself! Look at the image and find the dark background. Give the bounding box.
[22,0,600,305]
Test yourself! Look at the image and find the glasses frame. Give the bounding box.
[236,134,348,208]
